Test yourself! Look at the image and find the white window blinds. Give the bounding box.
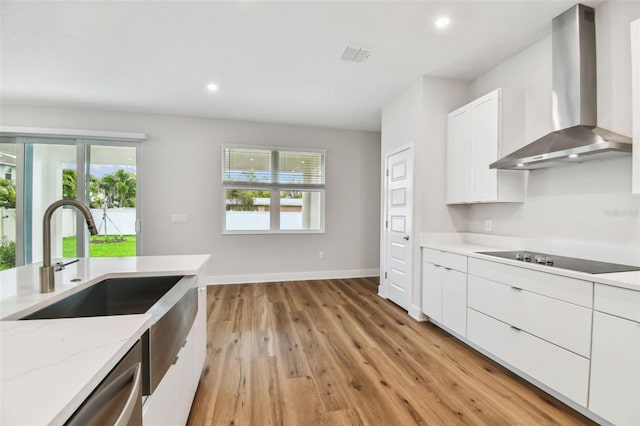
[222,147,325,188]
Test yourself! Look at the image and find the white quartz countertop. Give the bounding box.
[420,236,640,291]
[1,315,151,426]
[0,254,210,425]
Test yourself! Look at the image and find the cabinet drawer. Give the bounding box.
[468,276,592,357]
[423,248,467,272]
[468,258,592,307]
[594,284,640,322]
[467,309,589,406]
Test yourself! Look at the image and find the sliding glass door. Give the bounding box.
[0,139,17,270]
[0,136,140,270]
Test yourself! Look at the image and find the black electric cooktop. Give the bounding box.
[476,251,640,274]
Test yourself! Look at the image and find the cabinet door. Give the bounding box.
[589,311,640,425]
[441,269,467,336]
[446,107,471,204]
[469,90,500,202]
[421,262,442,322]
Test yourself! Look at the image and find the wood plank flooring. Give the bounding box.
[187,278,594,425]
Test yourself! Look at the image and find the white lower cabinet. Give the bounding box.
[467,309,590,406]
[589,312,640,425]
[143,285,207,425]
[441,269,467,336]
[467,275,592,357]
[422,261,443,322]
[422,249,468,337]
[420,247,640,424]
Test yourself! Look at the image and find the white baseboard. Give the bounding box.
[408,304,426,321]
[205,268,379,285]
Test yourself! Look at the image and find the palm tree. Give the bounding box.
[62,169,76,200]
[101,169,136,207]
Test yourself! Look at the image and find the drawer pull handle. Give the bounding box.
[172,355,180,365]
[511,287,522,291]
[510,326,521,332]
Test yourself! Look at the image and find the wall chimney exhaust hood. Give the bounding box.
[490,4,632,171]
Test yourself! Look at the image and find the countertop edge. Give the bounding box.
[420,241,640,291]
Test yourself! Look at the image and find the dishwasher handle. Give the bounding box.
[66,362,142,426]
[115,363,142,426]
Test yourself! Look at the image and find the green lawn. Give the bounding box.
[63,235,136,257]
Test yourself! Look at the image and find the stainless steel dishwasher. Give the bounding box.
[65,341,143,426]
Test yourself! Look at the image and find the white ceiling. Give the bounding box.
[0,1,601,132]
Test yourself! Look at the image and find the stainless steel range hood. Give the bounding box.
[490,4,632,171]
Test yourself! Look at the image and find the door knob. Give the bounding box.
[403,235,410,241]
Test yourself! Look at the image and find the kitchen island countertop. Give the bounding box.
[0,255,210,426]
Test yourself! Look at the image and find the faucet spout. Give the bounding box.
[40,199,98,293]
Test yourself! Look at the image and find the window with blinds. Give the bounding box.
[222,146,326,233]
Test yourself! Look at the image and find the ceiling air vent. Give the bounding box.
[340,45,373,63]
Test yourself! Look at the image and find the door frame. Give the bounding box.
[379,143,414,306]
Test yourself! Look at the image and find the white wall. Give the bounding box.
[381,76,468,316]
[467,0,640,249]
[0,106,381,281]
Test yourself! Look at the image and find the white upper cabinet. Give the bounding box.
[446,107,471,203]
[446,88,525,204]
[632,18,640,194]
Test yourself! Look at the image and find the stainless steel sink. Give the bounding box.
[21,276,184,319]
[20,275,198,396]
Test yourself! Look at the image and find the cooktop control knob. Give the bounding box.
[515,253,524,261]
[523,253,532,262]
[545,256,554,266]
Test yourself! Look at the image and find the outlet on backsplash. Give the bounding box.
[484,219,493,232]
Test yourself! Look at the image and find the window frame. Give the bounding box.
[221,144,326,235]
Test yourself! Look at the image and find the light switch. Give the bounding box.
[171,214,188,224]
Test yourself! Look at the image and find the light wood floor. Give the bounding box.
[187,278,593,425]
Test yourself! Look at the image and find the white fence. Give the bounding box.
[0,207,137,242]
[64,208,137,236]
[1,208,315,240]
[226,211,303,230]
[0,208,16,242]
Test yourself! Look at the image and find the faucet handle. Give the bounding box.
[54,258,80,272]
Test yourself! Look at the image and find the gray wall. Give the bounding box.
[467,0,640,249]
[381,76,468,316]
[1,105,381,281]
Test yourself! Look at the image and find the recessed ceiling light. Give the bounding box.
[435,16,450,29]
[207,83,219,92]
[516,163,525,167]
[569,154,578,158]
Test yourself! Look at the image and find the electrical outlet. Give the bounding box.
[484,219,493,232]
[171,214,188,224]
[319,251,325,260]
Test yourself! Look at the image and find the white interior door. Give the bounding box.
[384,147,413,310]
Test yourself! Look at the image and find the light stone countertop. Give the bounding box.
[420,233,640,292]
[0,255,210,426]
[0,315,151,426]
